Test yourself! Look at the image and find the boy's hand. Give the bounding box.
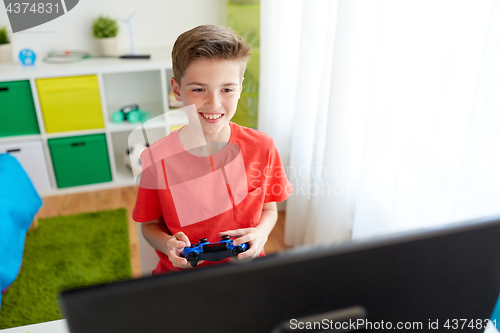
[166,232,203,269]
[219,228,268,260]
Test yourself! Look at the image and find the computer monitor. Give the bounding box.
[60,215,500,333]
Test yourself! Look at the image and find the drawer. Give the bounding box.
[0,80,40,137]
[0,140,51,193]
[37,75,105,133]
[48,134,112,188]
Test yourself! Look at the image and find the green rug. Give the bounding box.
[0,209,132,329]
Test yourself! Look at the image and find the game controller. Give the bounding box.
[180,235,249,267]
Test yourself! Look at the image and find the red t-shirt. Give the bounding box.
[132,122,292,274]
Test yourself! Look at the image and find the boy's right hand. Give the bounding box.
[166,232,203,269]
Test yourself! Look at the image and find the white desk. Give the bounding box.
[1,318,498,333]
[487,325,500,333]
[0,320,69,333]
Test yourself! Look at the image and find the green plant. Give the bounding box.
[92,15,119,38]
[0,26,10,44]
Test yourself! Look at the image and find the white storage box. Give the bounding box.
[0,140,52,193]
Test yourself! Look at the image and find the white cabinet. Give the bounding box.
[0,139,52,193]
[0,49,187,196]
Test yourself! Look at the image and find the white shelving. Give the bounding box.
[0,48,187,197]
[0,134,42,144]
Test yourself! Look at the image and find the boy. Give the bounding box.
[132,25,292,274]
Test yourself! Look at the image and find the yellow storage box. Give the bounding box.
[37,75,105,133]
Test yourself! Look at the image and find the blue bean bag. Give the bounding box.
[0,153,42,307]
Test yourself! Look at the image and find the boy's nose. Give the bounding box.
[206,92,221,108]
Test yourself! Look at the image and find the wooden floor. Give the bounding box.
[35,186,291,278]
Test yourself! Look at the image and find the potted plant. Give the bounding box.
[0,26,12,63]
[92,15,119,56]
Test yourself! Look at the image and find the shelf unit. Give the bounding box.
[0,48,188,197]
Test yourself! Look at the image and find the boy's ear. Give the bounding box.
[171,77,183,102]
[240,76,244,93]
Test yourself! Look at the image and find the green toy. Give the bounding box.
[112,104,149,124]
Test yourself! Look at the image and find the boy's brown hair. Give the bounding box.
[171,25,251,84]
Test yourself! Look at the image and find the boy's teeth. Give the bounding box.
[203,113,222,120]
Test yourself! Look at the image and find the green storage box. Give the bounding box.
[48,134,112,188]
[0,80,40,137]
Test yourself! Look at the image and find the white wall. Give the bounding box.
[0,0,226,58]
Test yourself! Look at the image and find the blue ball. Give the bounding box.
[19,49,37,66]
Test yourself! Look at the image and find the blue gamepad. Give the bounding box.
[180,235,249,267]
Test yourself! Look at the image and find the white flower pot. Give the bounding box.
[0,43,13,63]
[96,37,117,57]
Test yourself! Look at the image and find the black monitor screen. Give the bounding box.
[60,215,500,333]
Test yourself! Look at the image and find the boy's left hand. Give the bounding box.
[219,228,268,260]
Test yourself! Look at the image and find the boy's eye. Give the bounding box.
[222,88,233,93]
[192,88,204,92]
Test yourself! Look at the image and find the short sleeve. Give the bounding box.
[263,140,293,203]
[132,187,163,222]
[132,156,163,222]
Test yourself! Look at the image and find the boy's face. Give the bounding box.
[171,59,243,138]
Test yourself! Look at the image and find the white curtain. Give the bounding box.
[259,0,500,247]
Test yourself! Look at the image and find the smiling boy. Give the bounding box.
[132,25,292,274]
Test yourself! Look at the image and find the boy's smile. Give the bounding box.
[172,59,243,143]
